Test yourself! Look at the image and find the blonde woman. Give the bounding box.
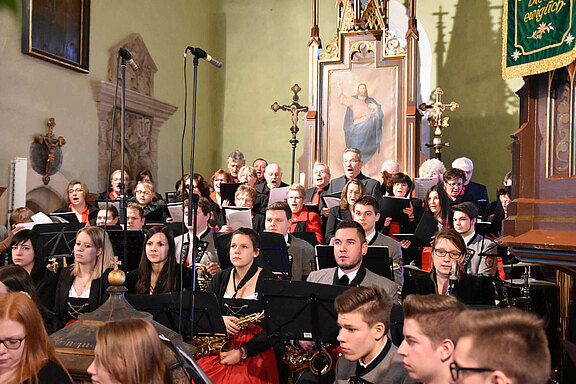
[87,318,172,384]
[0,293,72,383]
[54,227,114,330]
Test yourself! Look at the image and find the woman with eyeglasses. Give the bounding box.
[0,292,72,383]
[131,181,168,223]
[53,180,99,225]
[209,169,233,208]
[401,228,495,305]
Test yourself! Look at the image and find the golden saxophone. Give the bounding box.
[283,343,342,376]
[186,263,211,291]
[194,311,265,359]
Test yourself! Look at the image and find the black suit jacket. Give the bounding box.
[255,181,289,196]
[305,185,330,211]
[327,173,382,198]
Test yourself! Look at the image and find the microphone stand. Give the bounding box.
[119,52,129,270]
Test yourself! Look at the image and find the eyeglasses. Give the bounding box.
[446,182,463,188]
[68,188,84,194]
[0,337,25,350]
[135,190,151,196]
[450,362,493,381]
[433,248,462,259]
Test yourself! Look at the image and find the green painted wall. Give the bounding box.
[0,0,220,196]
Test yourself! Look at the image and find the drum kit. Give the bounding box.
[502,261,556,311]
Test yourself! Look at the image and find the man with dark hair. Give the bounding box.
[265,201,315,281]
[126,201,145,230]
[252,158,268,184]
[307,221,399,301]
[174,197,220,276]
[327,148,382,198]
[452,202,496,275]
[351,195,403,285]
[334,286,413,383]
[450,309,550,384]
[398,294,466,384]
[96,205,119,227]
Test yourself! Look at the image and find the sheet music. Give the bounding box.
[268,186,289,204]
[167,203,184,222]
[323,196,341,210]
[225,208,252,230]
[15,212,55,229]
[414,177,438,201]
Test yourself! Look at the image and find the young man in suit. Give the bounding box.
[307,220,399,302]
[334,286,413,384]
[450,309,550,384]
[398,294,466,384]
[265,201,315,281]
[327,148,382,198]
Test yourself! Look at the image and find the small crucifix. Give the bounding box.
[271,84,309,184]
[111,256,122,270]
[34,117,66,185]
[419,88,459,160]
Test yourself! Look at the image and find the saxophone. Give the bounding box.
[189,263,211,291]
[283,344,342,375]
[194,311,265,360]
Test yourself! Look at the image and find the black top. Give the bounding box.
[30,261,59,312]
[402,269,496,306]
[207,266,278,356]
[53,266,111,330]
[21,360,72,384]
[126,265,194,294]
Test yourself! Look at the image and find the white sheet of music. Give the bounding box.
[323,196,341,210]
[226,208,253,230]
[414,177,438,201]
[167,203,183,222]
[268,186,290,204]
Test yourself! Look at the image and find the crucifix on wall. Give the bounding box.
[271,84,309,184]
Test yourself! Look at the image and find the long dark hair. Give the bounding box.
[0,265,46,313]
[425,185,450,225]
[135,226,177,294]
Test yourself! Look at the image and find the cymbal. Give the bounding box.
[504,277,556,288]
[404,264,426,272]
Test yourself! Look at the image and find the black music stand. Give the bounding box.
[291,231,318,246]
[261,279,347,343]
[126,291,226,339]
[106,229,144,271]
[214,232,233,270]
[49,212,79,223]
[315,245,393,280]
[258,232,291,279]
[34,222,86,261]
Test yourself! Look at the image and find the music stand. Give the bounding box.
[258,232,291,279]
[49,212,79,223]
[126,291,226,339]
[214,232,233,270]
[261,279,347,343]
[291,231,318,246]
[34,222,86,261]
[106,229,144,271]
[144,207,165,224]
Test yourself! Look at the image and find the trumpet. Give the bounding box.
[194,311,265,359]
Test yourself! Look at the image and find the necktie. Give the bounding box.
[312,188,321,205]
[339,274,350,286]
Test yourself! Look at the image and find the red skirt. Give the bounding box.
[197,325,279,384]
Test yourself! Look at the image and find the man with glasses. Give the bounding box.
[327,148,382,198]
[441,168,468,205]
[452,157,489,212]
[450,308,550,384]
[398,294,466,384]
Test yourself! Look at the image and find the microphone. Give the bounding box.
[186,47,223,68]
[448,259,459,296]
[119,48,139,71]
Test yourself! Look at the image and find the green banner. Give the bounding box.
[503,0,576,79]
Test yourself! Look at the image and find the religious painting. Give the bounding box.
[22,0,90,73]
[327,65,398,179]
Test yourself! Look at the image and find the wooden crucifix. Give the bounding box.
[271,84,309,184]
[34,117,66,185]
[419,88,459,160]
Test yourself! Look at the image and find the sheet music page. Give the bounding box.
[414,178,438,201]
[268,186,289,204]
[323,196,341,210]
[226,208,253,230]
[167,203,183,222]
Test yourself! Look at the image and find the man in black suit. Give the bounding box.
[255,163,289,196]
[452,157,489,212]
[326,148,382,198]
[305,162,331,215]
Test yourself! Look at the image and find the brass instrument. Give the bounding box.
[189,263,211,291]
[194,311,265,360]
[283,344,342,376]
